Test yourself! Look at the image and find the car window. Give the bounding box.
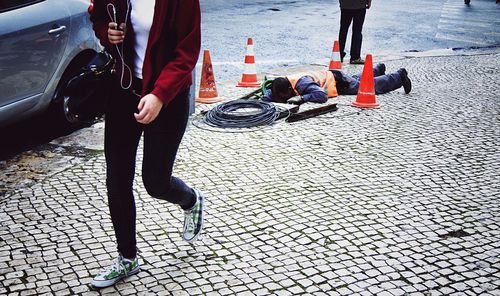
[0,0,44,13]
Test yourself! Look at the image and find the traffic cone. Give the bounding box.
[237,37,261,87]
[196,49,222,104]
[329,40,342,70]
[352,54,380,109]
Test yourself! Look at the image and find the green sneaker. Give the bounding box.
[91,255,139,288]
[182,189,205,243]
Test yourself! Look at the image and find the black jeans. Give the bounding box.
[338,8,367,62]
[104,79,196,259]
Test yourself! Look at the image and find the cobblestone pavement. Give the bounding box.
[1,50,500,296]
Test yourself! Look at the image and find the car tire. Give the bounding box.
[50,53,99,129]
[50,75,86,130]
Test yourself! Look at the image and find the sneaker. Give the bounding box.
[399,68,412,94]
[350,58,365,64]
[91,255,140,288]
[182,189,205,243]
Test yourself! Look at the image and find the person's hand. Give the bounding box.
[134,94,164,124]
[108,22,126,44]
[287,96,304,105]
[366,0,372,9]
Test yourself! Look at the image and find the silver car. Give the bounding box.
[0,0,101,127]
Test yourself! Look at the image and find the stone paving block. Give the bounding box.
[1,53,500,295]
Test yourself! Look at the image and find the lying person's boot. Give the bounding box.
[376,63,386,75]
[350,58,365,64]
[399,68,412,94]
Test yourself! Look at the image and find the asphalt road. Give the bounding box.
[1,0,499,159]
[199,0,500,82]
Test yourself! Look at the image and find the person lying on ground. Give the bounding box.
[262,63,412,105]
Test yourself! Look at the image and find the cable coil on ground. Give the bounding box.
[203,99,284,129]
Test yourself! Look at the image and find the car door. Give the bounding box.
[0,0,70,111]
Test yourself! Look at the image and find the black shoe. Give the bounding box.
[350,58,365,65]
[464,0,470,4]
[399,68,412,94]
[377,63,386,75]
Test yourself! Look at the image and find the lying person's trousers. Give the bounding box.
[332,65,404,95]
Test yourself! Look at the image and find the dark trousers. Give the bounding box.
[338,8,366,62]
[104,79,195,259]
[332,65,404,95]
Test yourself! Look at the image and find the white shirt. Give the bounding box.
[130,0,155,79]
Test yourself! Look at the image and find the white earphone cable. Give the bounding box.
[106,2,132,90]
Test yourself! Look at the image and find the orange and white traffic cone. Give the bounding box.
[237,37,261,87]
[196,49,222,104]
[352,54,380,109]
[329,40,342,70]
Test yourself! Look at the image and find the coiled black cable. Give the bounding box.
[203,99,285,128]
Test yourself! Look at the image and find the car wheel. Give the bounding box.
[50,75,87,129]
[50,52,98,129]
[62,93,80,124]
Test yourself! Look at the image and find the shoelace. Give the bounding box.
[100,258,119,274]
[184,208,196,233]
[99,257,130,277]
[106,2,133,90]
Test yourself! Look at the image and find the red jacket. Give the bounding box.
[90,0,201,106]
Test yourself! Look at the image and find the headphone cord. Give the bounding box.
[107,2,132,90]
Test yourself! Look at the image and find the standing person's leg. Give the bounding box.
[338,9,354,63]
[350,8,367,63]
[141,88,204,242]
[91,84,143,288]
[141,88,193,207]
[105,87,143,259]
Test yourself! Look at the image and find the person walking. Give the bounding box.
[89,0,204,288]
[338,0,372,64]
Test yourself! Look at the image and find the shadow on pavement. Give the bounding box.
[0,112,88,161]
